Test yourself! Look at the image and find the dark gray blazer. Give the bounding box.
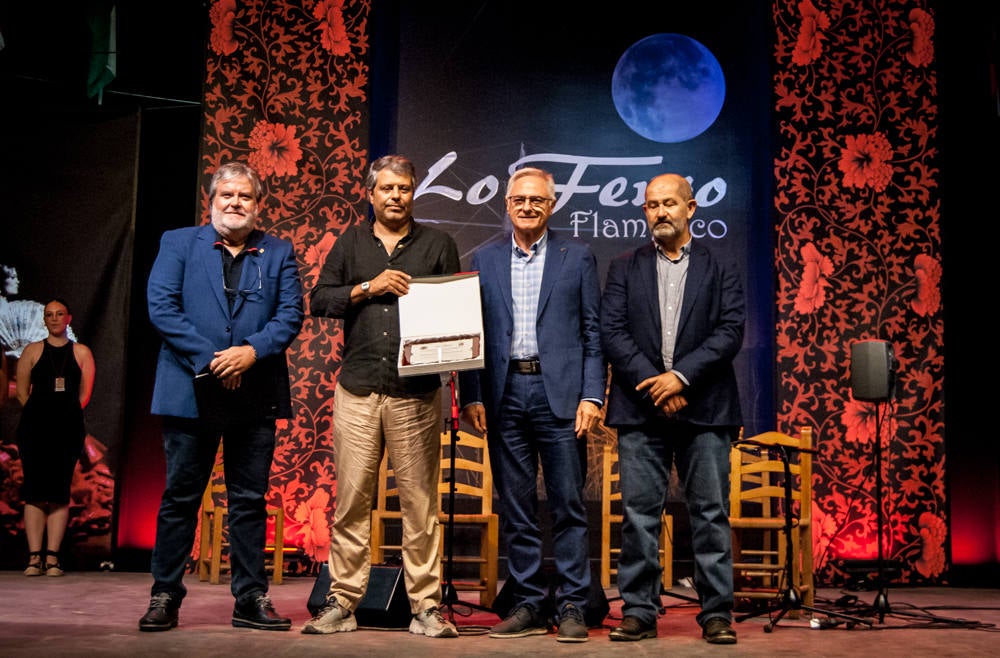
[601,240,744,428]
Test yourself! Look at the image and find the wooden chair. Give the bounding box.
[729,426,814,613]
[600,444,674,590]
[197,453,286,585]
[370,430,499,607]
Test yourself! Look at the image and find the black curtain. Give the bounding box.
[0,103,140,566]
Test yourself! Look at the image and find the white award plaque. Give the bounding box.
[397,272,484,376]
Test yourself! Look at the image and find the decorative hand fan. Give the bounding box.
[0,299,77,358]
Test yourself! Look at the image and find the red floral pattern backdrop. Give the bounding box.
[199,0,371,570]
[773,0,946,584]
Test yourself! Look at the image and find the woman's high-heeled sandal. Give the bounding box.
[24,551,44,577]
[44,550,64,577]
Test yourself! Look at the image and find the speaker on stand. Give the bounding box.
[850,340,897,402]
[849,339,897,623]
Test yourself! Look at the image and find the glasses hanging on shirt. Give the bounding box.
[223,261,262,297]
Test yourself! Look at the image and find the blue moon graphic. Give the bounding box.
[612,33,726,143]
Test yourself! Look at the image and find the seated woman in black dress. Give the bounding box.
[15,298,95,576]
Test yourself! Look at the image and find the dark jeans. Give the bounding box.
[491,371,590,617]
[617,422,735,628]
[150,416,276,604]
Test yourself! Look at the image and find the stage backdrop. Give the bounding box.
[189,0,947,586]
[0,0,961,586]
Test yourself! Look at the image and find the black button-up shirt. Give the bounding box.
[309,218,461,397]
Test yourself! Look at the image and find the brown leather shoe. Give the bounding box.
[702,617,737,644]
[489,605,549,638]
[609,615,657,641]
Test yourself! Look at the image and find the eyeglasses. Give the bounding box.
[223,261,262,296]
[506,195,553,208]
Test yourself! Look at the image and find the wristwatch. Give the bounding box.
[361,281,371,295]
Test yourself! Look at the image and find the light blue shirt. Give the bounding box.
[510,231,546,358]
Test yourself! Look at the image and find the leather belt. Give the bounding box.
[509,357,541,375]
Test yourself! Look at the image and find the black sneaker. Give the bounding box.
[702,617,737,644]
[138,592,179,632]
[232,592,292,631]
[489,605,549,638]
[556,604,588,643]
[608,615,657,641]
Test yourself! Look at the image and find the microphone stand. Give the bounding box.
[438,371,496,625]
[867,399,893,622]
[732,439,871,631]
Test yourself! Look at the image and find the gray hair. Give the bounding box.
[365,155,417,192]
[506,167,556,199]
[209,161,264,201]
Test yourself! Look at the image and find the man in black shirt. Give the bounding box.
[304,155,461,638]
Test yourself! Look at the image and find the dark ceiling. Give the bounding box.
[0,3,208,108]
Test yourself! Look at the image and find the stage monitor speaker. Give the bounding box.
[850,340,896,402]
[492,562,610,628]
[308,563,410,628]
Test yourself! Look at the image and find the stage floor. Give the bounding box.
[1,571,997,657]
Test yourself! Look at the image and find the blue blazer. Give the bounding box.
[147,224,304,419]
[459,230,605,420]
[601,240,744,428]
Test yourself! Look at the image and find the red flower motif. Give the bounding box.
[791,0,830,66]
[906,8,935,68]
[248,121,304,178]
[314,0,352,56]
[838,132,894,192]
[911,253,942,317]
[915,511,946,578]
[294,487,333,562]
[209,0,239,56]
[843,398,897,450]
[842,399,878,445]
[794,242,833,314]
[305,232,336,278]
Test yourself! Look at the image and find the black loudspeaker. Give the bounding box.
[492,563,610,628]
[307,564,411,628]
[850,340,896,401]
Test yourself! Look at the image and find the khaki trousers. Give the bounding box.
[327,383,443,613]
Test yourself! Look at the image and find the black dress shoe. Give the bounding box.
[702,617,737,644]
[139,592,179,632]
[232,592,292,631]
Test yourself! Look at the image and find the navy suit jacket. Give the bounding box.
[459,230,605,421]
[147,224,303,419]
[600,240,744,428]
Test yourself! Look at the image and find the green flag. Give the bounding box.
[86,1,117,102]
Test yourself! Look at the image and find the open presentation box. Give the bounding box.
[397,272,484,377]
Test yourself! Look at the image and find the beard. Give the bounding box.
[211,208,257,242]
[652,221,678,241]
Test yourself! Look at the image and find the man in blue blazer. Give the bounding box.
[601,173,743,644]
[460,167,605,643]
[139,162,303,633]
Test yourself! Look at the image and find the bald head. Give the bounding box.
[643,173,696,253]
